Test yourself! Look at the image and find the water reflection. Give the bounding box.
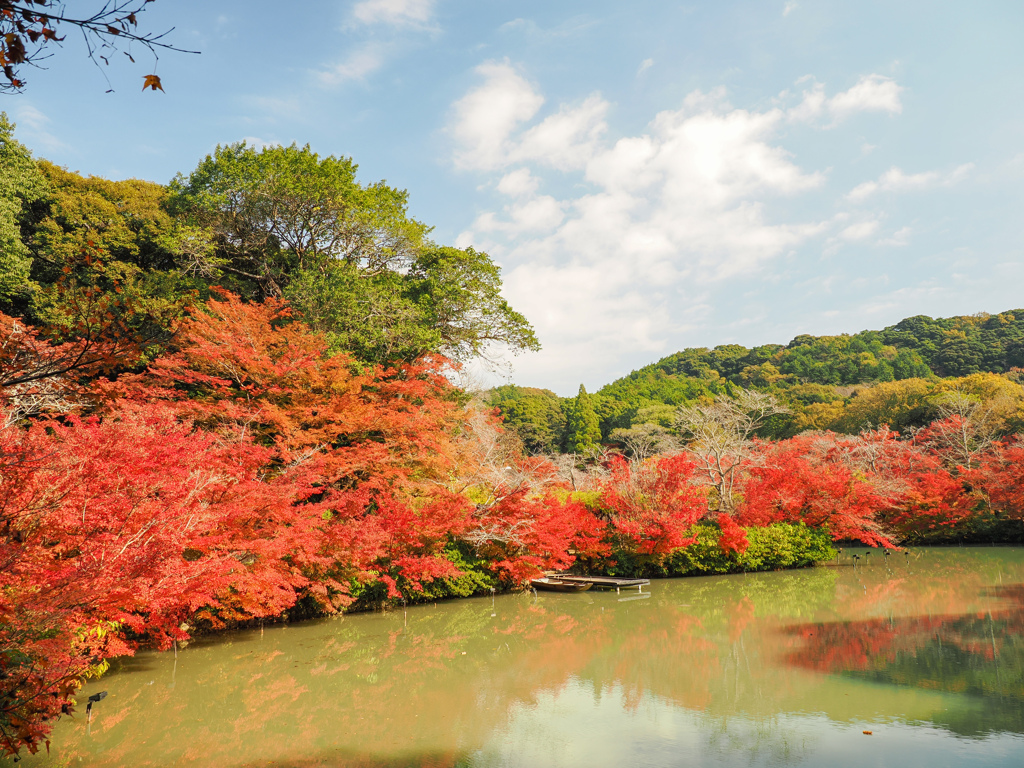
[784,582,1024,738]
[15,548,1024,767]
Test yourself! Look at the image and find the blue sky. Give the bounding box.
[7,1,1024,395]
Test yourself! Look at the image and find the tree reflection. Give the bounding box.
[784,583,1024,736]
[26,550,1024,767]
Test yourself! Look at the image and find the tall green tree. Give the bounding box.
[171,142,539,365]
[169,141,428,300]
[487,385,567,454]
[0,114,46,302]
[564,384,601,454]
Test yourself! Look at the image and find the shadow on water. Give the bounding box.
[782,583,1024,737]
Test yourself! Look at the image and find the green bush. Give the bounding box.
[348,542,497,610]
[610,522,836,578]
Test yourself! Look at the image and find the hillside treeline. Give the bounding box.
[489,314,1024,455]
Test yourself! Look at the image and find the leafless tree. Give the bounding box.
[675,389,788,514]
[609,423,680,463]
[918,389,1014,470]
[546,448,611,492]
[805,428,919,501]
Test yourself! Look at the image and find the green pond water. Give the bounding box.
[19,547,1024,768]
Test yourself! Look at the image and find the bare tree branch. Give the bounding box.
[0,1,198,92]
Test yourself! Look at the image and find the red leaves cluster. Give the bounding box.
[473,492,608,584]
[716,513,749,554]
[107,290,473,602]
[1,292,475,754]
[737,430,975,547]
[969,438,1024,519]
[599,454,706,559]
[0,403,284,755]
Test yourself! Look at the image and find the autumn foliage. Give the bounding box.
[2,292,1024,757]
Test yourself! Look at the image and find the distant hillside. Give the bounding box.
[616,309,1024,389]
[489,309,1024,452]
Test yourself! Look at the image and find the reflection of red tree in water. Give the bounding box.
[783,584,1024,700]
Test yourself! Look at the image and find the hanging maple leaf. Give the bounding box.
[142,73,163,91]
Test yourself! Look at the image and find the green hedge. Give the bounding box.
[606,522,836,578]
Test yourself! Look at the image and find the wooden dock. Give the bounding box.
[550,575,650,594]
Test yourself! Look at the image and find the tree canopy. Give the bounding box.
[0,115,45,300]
[170,141,539,365]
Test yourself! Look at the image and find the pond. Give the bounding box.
[19,547,1024,767]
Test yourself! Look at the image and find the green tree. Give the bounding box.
[0,114,46,302]
[287,245,538,365]
[10,160,202,352]
[487,385,567,455]
[564,384,601,454]
[171,142,538,365]
[169,141,429,300]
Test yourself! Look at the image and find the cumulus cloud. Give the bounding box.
[828,74,903,119]
[496,168,541,197]
[513,94,609,171]
[848,163,974,201]
[351,0,435,27]
[637,58,654,75]
[839,220,880,241]
[787,74,903,124]
[783,1,799,16]
[451,61,545,170]
[450,70,844,388]
[877,226,913,247]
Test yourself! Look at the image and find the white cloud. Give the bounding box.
[848,163,974,201]
[877,226,913,247]
[315,0,435,86]
[464,195,566,236]
[318,45,384,85]
[828,74,903,119]
[451,61,545,170]
[450,71,840,389]
[638,58,654,75]
[351,0,434,27]
[783,1,799,16]
[512,94,609,171]
[496,168,541,197]
[839,219,880,241]
[787,74,903,124]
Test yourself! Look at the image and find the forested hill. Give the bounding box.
[489,309,1024,454]
[630,310,1024,388]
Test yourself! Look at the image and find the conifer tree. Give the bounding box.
[564,384,601,454]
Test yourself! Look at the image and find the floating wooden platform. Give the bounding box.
[550,575,650,593]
